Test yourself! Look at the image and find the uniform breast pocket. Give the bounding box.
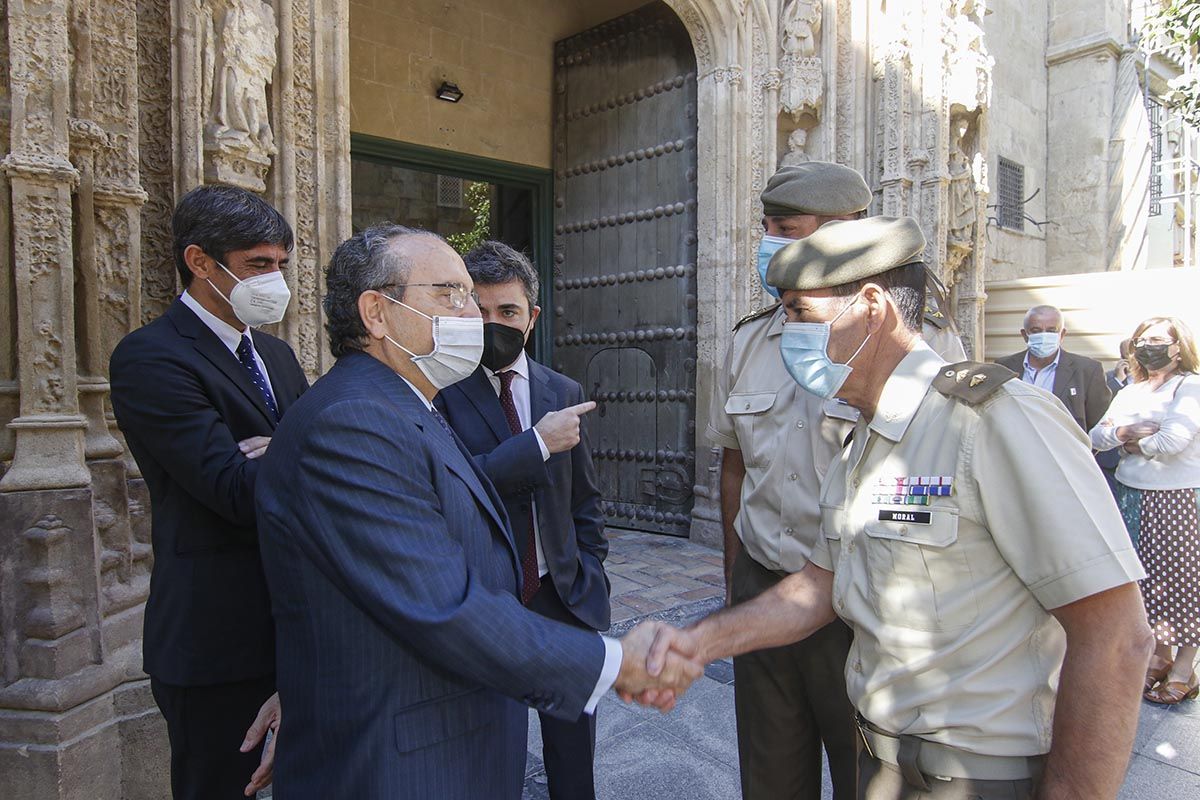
[862,509,978,631]
[724,391,779,468]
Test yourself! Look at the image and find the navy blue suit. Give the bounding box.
[437,361,610,798]
[256,352,606,800]
[109,298,308,799]
[436,362,611,632]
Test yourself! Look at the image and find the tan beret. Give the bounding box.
[766,216,926,291]
[760,162,872,217]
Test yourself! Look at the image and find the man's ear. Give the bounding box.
[184,244,216,284]
[861,284,888,335]
[527,305,541,335]
[359,291,389,341]
[1020,329,1029,343]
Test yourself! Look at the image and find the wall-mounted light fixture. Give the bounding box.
[436,81,464,103]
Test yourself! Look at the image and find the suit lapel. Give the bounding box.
[461,368,513,444]
[528,359,556,424]
[169,301,277,426]
[1052,351,1076,401]
[367,360,520,574]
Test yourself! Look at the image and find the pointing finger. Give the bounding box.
[564,401,597,416]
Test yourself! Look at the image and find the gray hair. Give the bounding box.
[322,224,440,358]
[1023,304,1063,329]
[463,240,540,311]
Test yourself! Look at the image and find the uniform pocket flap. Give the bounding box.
[863,511,959,548]
[725,391,777,415]
[393,688,497,753]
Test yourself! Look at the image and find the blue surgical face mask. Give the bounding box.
[1026,331,1060,359]
[756,235,793,299]
[780,297,871,400]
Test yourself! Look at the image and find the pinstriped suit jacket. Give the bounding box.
[256,352,606,800]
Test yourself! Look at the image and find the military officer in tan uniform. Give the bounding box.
[656,216,1153,799]
[708,162,869,800]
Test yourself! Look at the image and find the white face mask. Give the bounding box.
[209,261,292,327]
[380,293,483,390]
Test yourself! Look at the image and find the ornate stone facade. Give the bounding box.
[0,1,347,796]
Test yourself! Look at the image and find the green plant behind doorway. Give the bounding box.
[446,182,492,254]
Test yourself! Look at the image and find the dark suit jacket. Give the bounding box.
[1096,369,1130,470]
[996,348,1112,432]
[255,352,606,800]
[109,298,308,686]
[436,361,611,632]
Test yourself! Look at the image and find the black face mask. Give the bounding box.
[1134,343,1174,372]
[481,322,528,371]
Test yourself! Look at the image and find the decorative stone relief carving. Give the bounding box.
[945,0,993,117]
[201,0,279,192]
[945,115,978,283]
[779,0,823,122]
[781,127,811,165]
[137,0,177,325]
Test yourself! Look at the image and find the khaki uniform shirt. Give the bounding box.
[708,306,857,573]
[923,321,967,362]
[811,343,1144,757]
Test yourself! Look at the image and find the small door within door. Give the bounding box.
[551,2,698,536]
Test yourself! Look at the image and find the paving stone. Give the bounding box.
[1120,753,1200,799]
[646,678,739,769]
[591,721,740,800]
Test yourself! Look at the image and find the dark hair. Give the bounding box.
[171,185,294,287]
[323,224,443,358]
[463,240,540,311]
[829,261,925,332]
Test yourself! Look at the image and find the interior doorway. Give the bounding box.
[349,136,555,358]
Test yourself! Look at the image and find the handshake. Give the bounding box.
[611,621,707,712]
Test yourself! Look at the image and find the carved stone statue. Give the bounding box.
[780,127,811,166]
[200,0,278,191]
[779,0,824,122]
[945,116,978,284]
[946,0,994,114]
[781,0,821,59]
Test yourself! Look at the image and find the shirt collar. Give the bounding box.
[398,374,434,410]
[868,342,946,442]
[484,349,530,381]
[180,289,250,354]
[1023,348,1061,372]
[767,305,787,338]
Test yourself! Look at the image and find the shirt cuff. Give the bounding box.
[532,428,550,461]
[584,636,622,714]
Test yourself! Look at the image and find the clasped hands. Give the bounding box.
[1117,421,1159,455]
[612,621,706,712]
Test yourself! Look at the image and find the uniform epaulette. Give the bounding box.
[924,304,950,330]
[932,361,1016,405]
[733,303,780,332]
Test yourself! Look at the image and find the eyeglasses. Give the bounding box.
[1133,336,1176,348]
[378,282,479,310]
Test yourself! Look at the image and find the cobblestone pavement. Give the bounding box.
[522,528,1200,800]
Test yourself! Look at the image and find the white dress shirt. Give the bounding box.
[180,290,276,397]
[483,351,551,577]
[394,366,621,714]
[1021,349,1060,392]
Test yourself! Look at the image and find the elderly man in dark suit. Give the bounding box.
[996,304,1111,432]
[254,225,700,800]
[435,241,608,800]
[109,186,309,799]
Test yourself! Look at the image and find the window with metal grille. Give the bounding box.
[1148,98,1163,217]
[437,175,465,208]
[996,157,1025,231]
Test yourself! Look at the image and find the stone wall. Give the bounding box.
[349,0,646,168]
[983,0,1049,282]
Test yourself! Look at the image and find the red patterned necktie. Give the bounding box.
[497,370,540,605]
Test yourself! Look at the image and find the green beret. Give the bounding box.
[760,162,872,217]
[766,216,926,291]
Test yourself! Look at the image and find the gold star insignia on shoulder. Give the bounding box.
[955,369,970,383]
[970,374,986,387]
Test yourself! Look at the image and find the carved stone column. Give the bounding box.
[0,0,89,492]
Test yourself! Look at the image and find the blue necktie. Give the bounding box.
[236,335,279,420]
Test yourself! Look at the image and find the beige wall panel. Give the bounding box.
[351,0,648,167]
[984,269,1200,367]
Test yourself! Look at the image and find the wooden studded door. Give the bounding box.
[551,3,698,536]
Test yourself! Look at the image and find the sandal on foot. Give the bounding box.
[1145,672,1199,705]
[1145,654,1174,692]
